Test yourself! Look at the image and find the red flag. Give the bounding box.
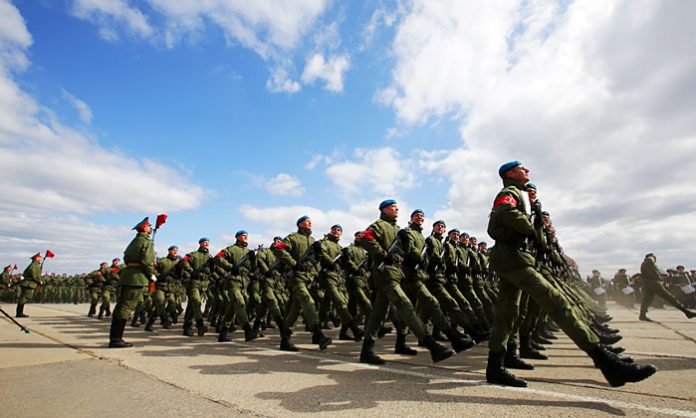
[215,250,226,258]
[155,214,168,229]
[45,250,55,258]
[13,264,18,270]
[183,255,191,262]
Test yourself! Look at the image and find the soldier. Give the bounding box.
[85,266,104,317]
[316,225,364,341]
[181,238,213,337]
[342,232,373,329]
[272,216,332,352]
[97,262,112,319]
[612,268,633,308]
[485,160,656,388]
[145,246,180,331]
[215,230,260,342]
[254,237,288,336]
[358,200,454,365]
[639,254,696,321]
[16,253,42,317]
[108,217,155,348]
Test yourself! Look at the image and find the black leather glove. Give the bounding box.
[312,241,323,254]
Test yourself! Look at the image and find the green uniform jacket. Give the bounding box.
[359,213,403,287]
[487,179,536,271]
[256,248,280,287]
[400,223,427,283]
[318,234,342,283]
[443,240,459,284]
[640,256,662,283]
[216,242,256,285]
[425,233,446,285]
[273,229,318,286]
[182,248,212,284]
[120,232,155,287]
[342,243,369,289]
[21,260,42,289]
[156,255,180,290]
[2,270,11,288]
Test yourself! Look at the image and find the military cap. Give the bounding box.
[411,209,424,217]
[235,230,248,238]
[331,224,343,231]
[167,246,178,251]
[379,199,397,210]
[541,211,550,216]
[460,232,470,238]
[618,268,626,272]
[4,265,10,270]
[30,252,41,259]
[198,237,210,244]
[296,215,310,225]
[100,261,108,266]
[526,182,537,190]
[112,258,120,262]
[498,160,522,177]
[677,265,685,270]
[273,236,283,241]
[132,217,150,231]
[448,228,460,235]
[470,236,477,241]
[645,253,655,259]
[433,220,446,227]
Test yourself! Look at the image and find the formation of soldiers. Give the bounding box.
[7,161,687,389]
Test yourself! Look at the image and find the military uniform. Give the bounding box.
[108,218,155,348]
[16,256,42,317]
[639,255,696,320]
[181,241,213,336]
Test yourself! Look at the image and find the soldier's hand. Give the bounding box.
[247,250,256,264]
[312,241,323,254]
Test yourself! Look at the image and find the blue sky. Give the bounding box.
[2,0,695,276]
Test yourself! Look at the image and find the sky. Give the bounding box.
[1,0,695,277]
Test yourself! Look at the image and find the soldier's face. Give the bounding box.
[143,225,152,234]
[273,238,283,246]
[411,212,425,226]
[168,249,178,257]
[237,234,249,244]
[527,188,537,202]
[448,232,459,241]
[113,260,120,266]
[200,241,209,249]
[433,224,445,235]
[381,204,398,219]
[298,219,312,231]
[506,165,530,183]
[330,227,342,238]
[459,236,469,245]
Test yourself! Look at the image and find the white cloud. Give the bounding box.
[0,0,32,71]
[70,0,154,41]
[61,89,93,124]
[380,0,696,273]
[0,3,206,272]
[266,66,301,93]
[325,147,417,196]
[264,173,305,198]
[301,53,350,92]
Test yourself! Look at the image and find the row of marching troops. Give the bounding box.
[6,161,671,389]
[586,266,696,310]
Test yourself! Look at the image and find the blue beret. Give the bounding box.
[273,236,283,241]
[168,246,178,251]
[296,215,310,225]
[235,230,248,238]
[526,182,537,190]
[331,224,342,231]
[433,220,446,227]
[448,228,460,235]
[498,160,522,176]
[541,211,550,216]
[198,237,209,244]
[132,216,149,231]
[470,236,478,241]
[460,232,470,238]
[379,199,397,210]
[411,209,424,217]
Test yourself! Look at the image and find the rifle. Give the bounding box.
[280,241,320,281]
[220,249,257,282]
[377,235,405,273]
[0,305,31,334]
[414,244,428,272]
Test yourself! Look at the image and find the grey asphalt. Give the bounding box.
[1,302,695,417]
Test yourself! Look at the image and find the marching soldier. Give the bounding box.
[16,253,42,317]
[639,254,696,321]
[181,238,213,337]
[108,217,155,348]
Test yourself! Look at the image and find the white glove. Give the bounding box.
[150,275,157,283]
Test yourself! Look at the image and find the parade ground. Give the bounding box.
[1,302,695,418]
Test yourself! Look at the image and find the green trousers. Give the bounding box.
[184,286,203,324]
[426,281,477,328]
[113,286,145,321]
[318,276,353,325]
[222,281,249,327]
[640,281,686,315]
[285,281,320,330]
[18,287,35,305]
[365,280,426,341]
[402,280,453,332]
[489,266,598,353]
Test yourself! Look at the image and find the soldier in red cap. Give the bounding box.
[16,253,42,317]
[108,217,155,348]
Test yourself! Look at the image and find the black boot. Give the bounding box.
[252,319,265,338]
[597,332,622,345]
[681,307,696,319]
[105,306,111,317]
[131,315,141,328]
[394,333,417,355]
[311,325,332,350]
[16,304,28,318]
[360,338,385,364]
[161,316,172,329]
[587,345,657,387]
[486,350,527,387]
[218,326,231,342]
[338,324,355,341]
[422,335,455,363]
[445,328,475,353]
[504,342,535,370]
[280,336,299,352]
[349,322,364,342]
[196,319,207,337]
[243,323,260,341]
[183,322,194,336]
[519,336,548,360]
[432,327,449,342]
[377,325,393,338]
[144,316,156,332]
[465,325,489,342]
[532,331,552,345]
[530,339,546,351]
[87,305,95,317]
[108,318,133,348]
[98,306,105,320]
